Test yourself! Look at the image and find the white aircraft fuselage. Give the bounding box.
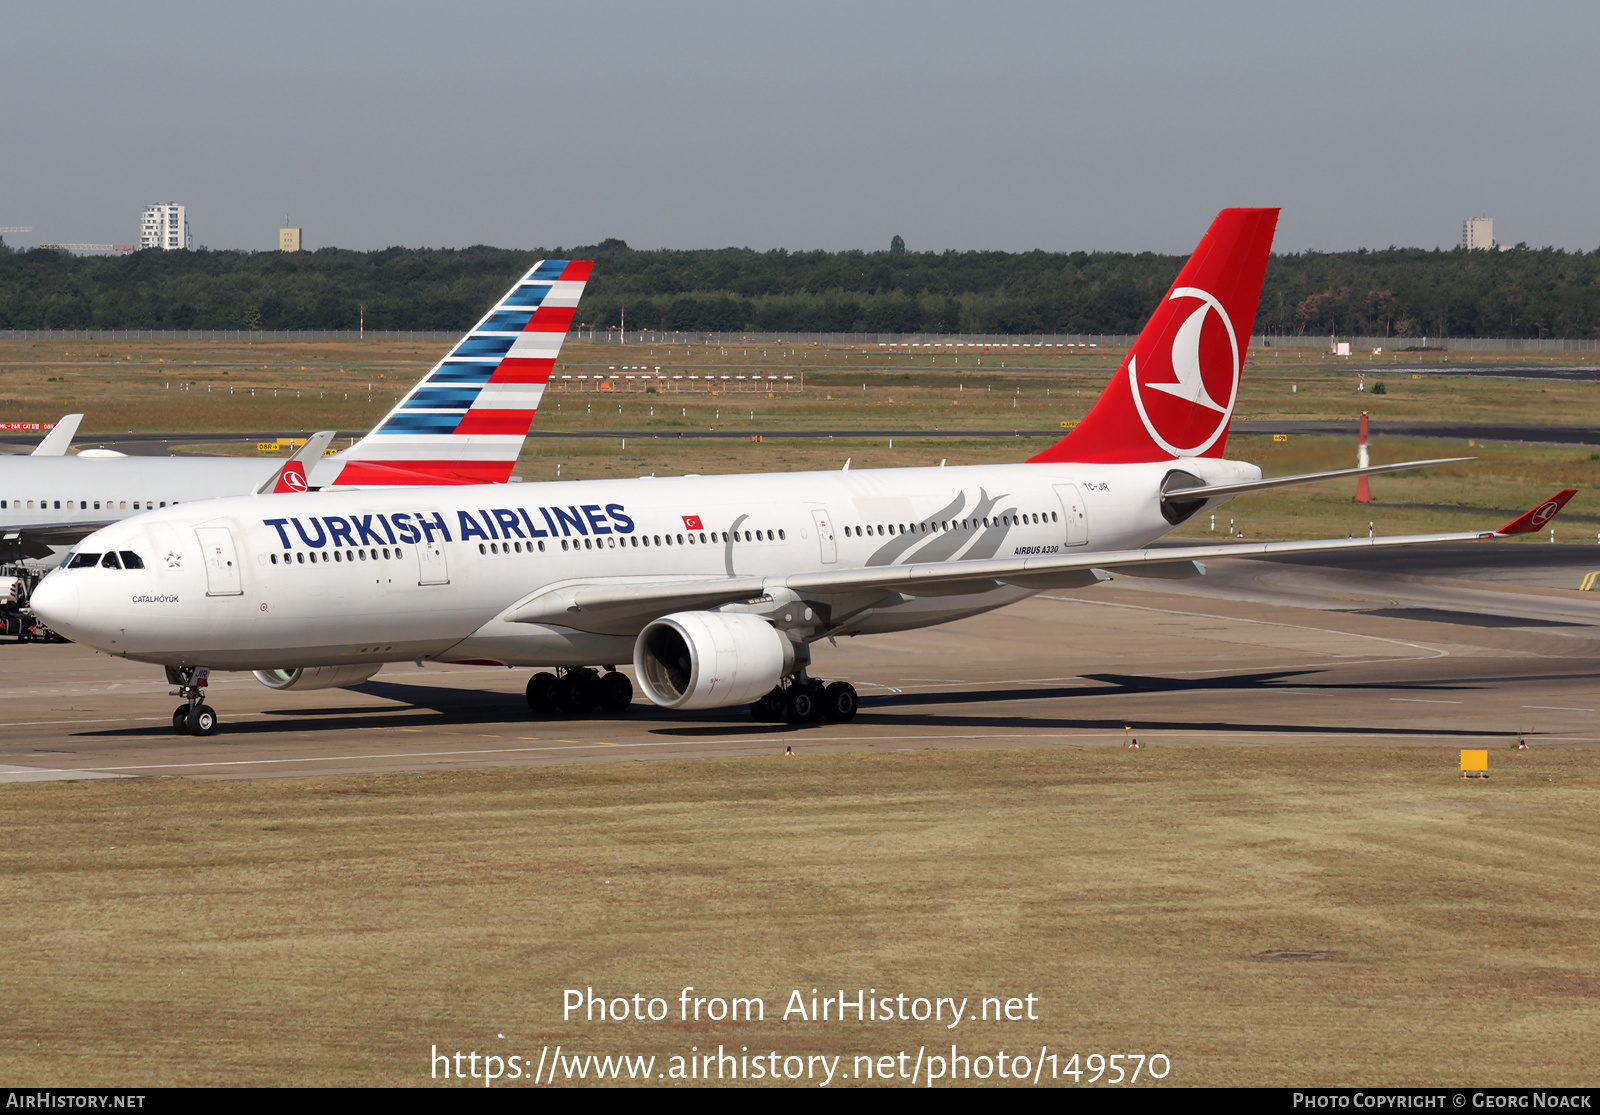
[34,456,1257,671]
[2,453,281,527]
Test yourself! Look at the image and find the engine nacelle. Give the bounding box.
[0,577,24,607]
[633,611,794,710]
[252,664,383,691]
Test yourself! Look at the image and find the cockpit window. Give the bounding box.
[120,551,145,569]
[100,552,122,569]
[67,553,101,569]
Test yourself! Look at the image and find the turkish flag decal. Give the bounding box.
[682,515,704,530]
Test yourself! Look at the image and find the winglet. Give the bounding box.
[1494,489,1578,535]
[256,431,337,494]
[31,414,83,456]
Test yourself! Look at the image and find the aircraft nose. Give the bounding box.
[29,574,81,634]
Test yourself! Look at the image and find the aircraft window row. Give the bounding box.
[478,541,548,555]
[846,512,1057,538]
[65,551,146,570]
[4,500,173,510]
[270,547,407,565]
[552,528,785,552]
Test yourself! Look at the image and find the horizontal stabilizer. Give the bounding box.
[1163,457,1475,502]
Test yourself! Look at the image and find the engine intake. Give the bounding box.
[633,611,794,710]
[252,664,383,691]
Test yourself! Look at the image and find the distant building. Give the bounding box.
[1462,215,1495,251]
[140,203,190,251]
[279,225,302,252]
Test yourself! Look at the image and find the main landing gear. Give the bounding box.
[168,666,219,736]
[751,676,858,726]
[525,667,633,717]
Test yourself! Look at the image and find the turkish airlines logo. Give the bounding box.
[1530,500,1560,526]
[1127,286,1241,457]
[274,462,309,494]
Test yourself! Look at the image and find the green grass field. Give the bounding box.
[2,747,1596,1087]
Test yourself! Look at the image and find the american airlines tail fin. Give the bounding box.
[1030,208,1278,464]
[323,259,594,487]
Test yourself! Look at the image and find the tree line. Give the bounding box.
[2,236,1598,338]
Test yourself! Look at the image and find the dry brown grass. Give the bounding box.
[2,747,1596,1087]
[5,338,1600,438]
[5,338,1596,539]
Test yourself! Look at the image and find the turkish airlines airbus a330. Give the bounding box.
[31,210,1575,735]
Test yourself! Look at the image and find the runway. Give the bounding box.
[3,543,1598,782]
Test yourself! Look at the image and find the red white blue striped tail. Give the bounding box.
[330,259,593,486]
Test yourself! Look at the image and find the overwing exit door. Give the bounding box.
[1052,484,1088,547]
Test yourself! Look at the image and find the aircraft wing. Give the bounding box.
[510,490,1577,637]
[2,519,117,561]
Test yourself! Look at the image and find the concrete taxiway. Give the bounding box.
[2,542,1598,782]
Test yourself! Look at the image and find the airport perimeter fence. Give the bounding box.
[2,328,1597,352]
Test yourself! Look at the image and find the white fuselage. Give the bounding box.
[0,452,359,565]
[34,456,1258,672]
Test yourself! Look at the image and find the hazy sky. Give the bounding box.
[4,1,1596,255]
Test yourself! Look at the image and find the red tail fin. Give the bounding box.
[1030,208,1278,464]
[272,460,309,494]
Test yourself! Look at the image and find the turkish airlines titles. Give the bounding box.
[262,503,637,551]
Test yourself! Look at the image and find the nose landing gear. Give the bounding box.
[168,666,218,736]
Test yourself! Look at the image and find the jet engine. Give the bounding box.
[633,611,795,710]
[252,665,383,691]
